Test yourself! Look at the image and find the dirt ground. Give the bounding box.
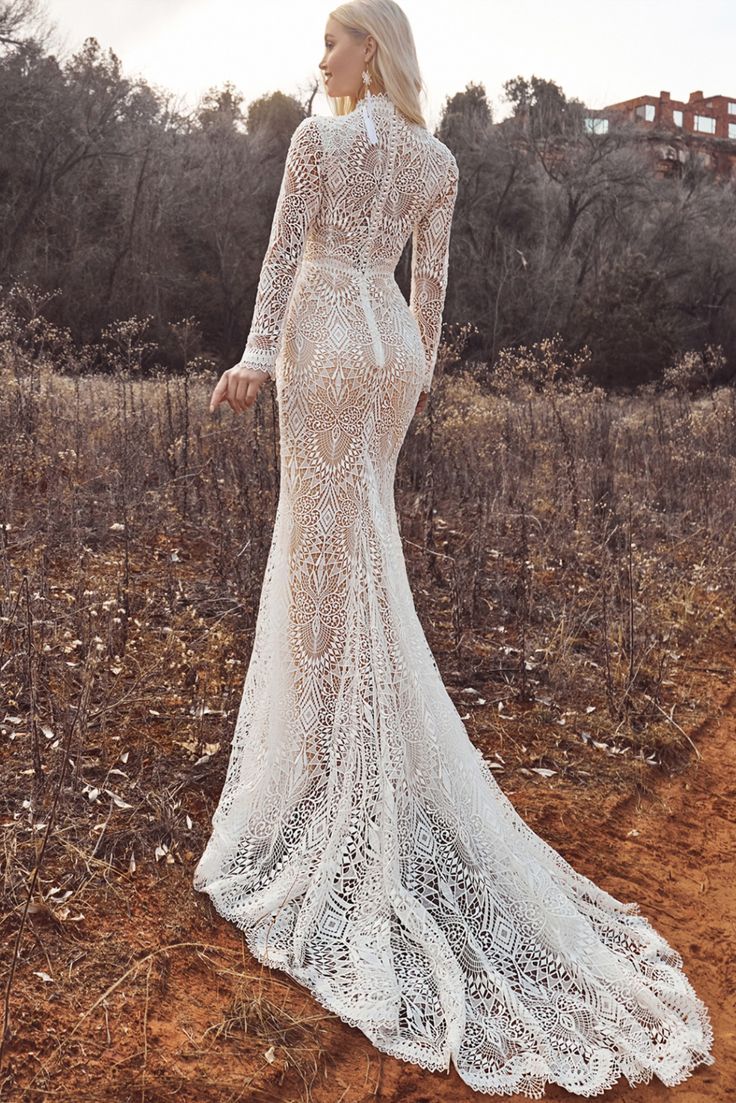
[2,646,733,1103]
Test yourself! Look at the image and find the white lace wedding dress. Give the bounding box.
[193,90,715,1096]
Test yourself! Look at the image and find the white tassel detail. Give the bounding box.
[363,86,378,145]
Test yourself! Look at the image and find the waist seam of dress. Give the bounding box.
[302,255,396,276]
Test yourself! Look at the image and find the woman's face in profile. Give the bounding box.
[319,16,374,100]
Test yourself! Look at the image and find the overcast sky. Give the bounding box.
[41,0,736,130]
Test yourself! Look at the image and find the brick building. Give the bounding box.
[587,90,736,179]
[605,90,736,141]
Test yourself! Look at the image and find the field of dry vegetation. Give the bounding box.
[1,313,734,1100]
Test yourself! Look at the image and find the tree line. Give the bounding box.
[1,2,734,387]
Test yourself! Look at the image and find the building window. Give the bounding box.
[729,122,736,140]
[673,109,683,127]
[694,114,716,133]
[729,102,736,114]
[584,116,609,134]
[635,103,655,121]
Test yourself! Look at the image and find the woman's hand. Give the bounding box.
[209,364,271,414]
[415,389,429,416]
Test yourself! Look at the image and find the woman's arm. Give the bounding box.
[409,154,460,393]
[237,115,323,379]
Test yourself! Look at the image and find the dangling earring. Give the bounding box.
[361,66,377,145]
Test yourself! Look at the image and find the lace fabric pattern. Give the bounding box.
[235,92,458,392]
[195,93,715,1096]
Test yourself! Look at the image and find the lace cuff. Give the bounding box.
[409,154,459,392]
[239,116,323,380]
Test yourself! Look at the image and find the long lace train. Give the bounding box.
[194,368,714,1096]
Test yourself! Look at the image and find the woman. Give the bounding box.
[194,1,715,1094]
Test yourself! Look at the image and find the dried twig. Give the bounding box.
[0,655,96,1082]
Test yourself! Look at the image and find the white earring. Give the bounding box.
[362,67,377,144]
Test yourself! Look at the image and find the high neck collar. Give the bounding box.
[358,90,392,107]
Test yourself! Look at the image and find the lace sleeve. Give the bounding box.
[409,154,460,392]
[237,116,323,379]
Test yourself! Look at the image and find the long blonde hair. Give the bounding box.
[326,0,427,128]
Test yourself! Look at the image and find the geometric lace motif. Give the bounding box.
[196,91,715,1097]
[236,92,459,393]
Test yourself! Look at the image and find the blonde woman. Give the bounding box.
[195,1,714,1094]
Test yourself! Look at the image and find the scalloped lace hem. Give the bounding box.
[197,887,715,1099]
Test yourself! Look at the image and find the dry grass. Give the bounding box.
[1,324,735,1099]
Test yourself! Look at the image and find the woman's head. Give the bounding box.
[319,0,427,127]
